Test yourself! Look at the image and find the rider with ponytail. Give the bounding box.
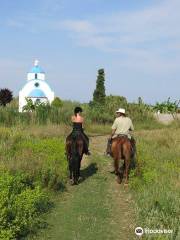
[70,106,90,155]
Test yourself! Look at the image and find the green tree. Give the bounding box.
[51,97,63,108]
[92,69,106,106]
[22,98,35,112]
[153,97,180,113]
[105,95,127,114]
[0,88,13,106]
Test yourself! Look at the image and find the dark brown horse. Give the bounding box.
[66,133,84,185]
[111,135,133,184]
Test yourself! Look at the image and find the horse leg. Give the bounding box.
[124,157,130,184]
[78,142,84,180]
[69,160,72,179]
[123,145,131,184]
[78,156,83,180]
[111,140,122,184]
[113,157,122,184]
[66,139,72,174]
[72,155,79,185]
[68,157,74,184]
[114,157,119,176]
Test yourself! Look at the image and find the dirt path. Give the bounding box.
[33,136,136,240]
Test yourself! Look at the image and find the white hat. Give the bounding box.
[116,108,125,114]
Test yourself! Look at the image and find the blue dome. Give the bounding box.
[28,89,46,98]
[30,66,44,73]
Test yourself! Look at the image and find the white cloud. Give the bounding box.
[60,0,180,53]
[62,20,96,33]
[6,20,25,28]
[57,0,180,77]
[3,0,180,90]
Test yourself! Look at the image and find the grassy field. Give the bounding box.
[0,121,179,239]
[131,128,180,239]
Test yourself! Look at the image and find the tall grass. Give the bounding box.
[0,100,164,131]
[0,126,68,239]
[0,100,78,126]
[0,126,68,190]
[130,128,180,239]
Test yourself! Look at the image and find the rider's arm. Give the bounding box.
[111,119,117,138]
[71,116,75,122]
[81,117,84,123]
[129,119,134,131]
[111,129,116,138]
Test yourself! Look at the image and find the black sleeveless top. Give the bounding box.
[72,122,83,131]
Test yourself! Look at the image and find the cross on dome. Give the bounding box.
[34,59,39,66]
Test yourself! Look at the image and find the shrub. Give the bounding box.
[51,97,63,108]
[0,89,13,107]
[0,172,50,239]
[153,97,180,113]
[0,132,68,191]
[0,128,68,238]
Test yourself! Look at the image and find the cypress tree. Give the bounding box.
[93,69,106,106]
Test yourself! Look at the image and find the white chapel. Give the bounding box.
[19,60,55,112]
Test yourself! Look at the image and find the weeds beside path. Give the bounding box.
[33,136,136,240]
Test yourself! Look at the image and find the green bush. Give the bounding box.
[0,172,50,239]
[17,138,68,190]
[51,97,63,108]
[153,97,180,113]
[0,127,68,239]
[0,130,68,191]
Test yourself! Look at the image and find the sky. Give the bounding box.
[0,0,180,104]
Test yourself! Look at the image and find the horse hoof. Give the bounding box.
[69,179,74,185]
[114,171,119,176]
[116,177,122,184]
[78,176,84,182]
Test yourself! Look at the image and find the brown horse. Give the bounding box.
[111,135,132,184]
[66,133,84,185]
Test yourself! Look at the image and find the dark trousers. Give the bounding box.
[81,131,89,153]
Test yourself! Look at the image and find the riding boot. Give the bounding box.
[82,131,91,155]
[106,138,112,156]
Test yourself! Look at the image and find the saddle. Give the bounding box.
[116,134,129,140]
[106,134,135,157]
[71,129,83,139]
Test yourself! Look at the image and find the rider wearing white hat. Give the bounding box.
[106,107,135,157]
[115,108,126,114]
[111,108,134,139]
